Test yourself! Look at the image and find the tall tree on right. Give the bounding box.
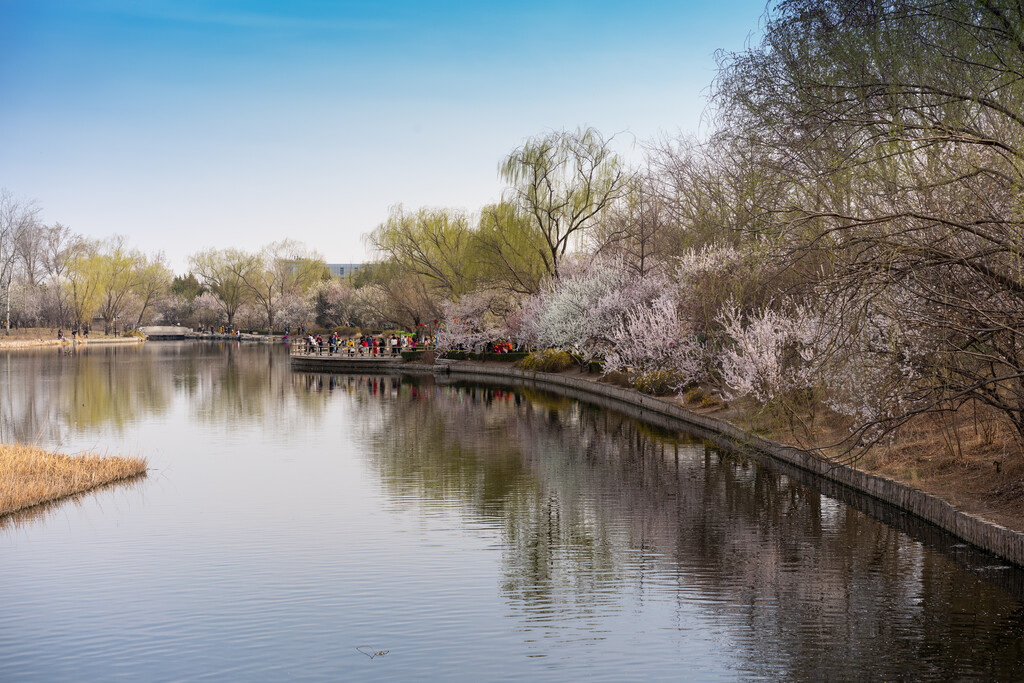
[714,0,1024,444]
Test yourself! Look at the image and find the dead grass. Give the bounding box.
[863,416,1024,531]
[0,443,147,517]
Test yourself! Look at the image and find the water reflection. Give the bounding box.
[0,342,326,443]
[1,346,1022,681]
[0,475,148,534]
[321,374,1024,680]
[0,345,171,441]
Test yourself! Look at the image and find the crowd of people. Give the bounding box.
[297,332,419,357]
[291,332,523,358]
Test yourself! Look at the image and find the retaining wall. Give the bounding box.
[438,362,1024,568]
[290,355,407,373]
[287,355,1024,567]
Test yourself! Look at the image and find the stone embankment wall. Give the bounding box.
[436,362,1024,568]
[290,355,405,372]
[288,353,1024,566]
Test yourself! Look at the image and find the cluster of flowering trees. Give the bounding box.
[0,195,174,334]
[0,204,379,334]
[370,1,1024,460]
[6,0,1021,460]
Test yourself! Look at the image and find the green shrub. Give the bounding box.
[684,387,706,404]
[401,350,426,362]
[631,368,687,396]
[519,349,575,373]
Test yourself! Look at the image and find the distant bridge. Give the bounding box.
[140,326,189,340]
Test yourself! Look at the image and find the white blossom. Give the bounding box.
[718,303,819,403]
[604,293,706,390]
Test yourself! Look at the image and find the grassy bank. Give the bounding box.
[670,381,1024,533]
[0,443,147,517]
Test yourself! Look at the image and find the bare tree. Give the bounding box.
[0,190,40,332]
[497,128,626,281]
[593,169,673,278]
[714,0,1024,444]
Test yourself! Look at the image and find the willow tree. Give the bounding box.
[132,255,173,326]
[715,0,1024,444]
[367,205,476,300]
[64,240,103,330]
[475,202,549,295]
[189,248,258,328]
[94,236,146,334]
[360,261,443,330]
[497,128,626,281]
[240,240,325,332]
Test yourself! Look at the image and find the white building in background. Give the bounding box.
[326,263,367,279]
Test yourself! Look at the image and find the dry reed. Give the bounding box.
[0,443,146,516]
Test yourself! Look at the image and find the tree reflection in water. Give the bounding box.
[0,343,328,445]
[0,345,171,442]
[3,346,1020,678]
[325,374,1024,680]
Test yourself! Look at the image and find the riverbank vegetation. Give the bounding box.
[362,0,1024,522]
[0,443,147,517]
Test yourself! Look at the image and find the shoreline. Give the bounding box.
[443,362,1024,566]
[0,336,146,351]
[290,353,1024,567]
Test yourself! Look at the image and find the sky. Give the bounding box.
[0,0,768,273]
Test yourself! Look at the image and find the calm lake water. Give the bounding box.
[1,342,1023,681]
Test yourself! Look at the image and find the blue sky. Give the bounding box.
[0,0,767,271]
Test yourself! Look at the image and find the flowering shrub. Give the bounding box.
[604,294,705,393]
[631,368,689,396]
[435,292,503,353]
[517,257,670,362]
[276,293,314,330]
[810,291,926,433]
[193,292,223,327]
[519,349,575,372]
[717,303,818,404]
[674,243,766,335]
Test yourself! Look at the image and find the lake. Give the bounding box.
[1,342,1022,681]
